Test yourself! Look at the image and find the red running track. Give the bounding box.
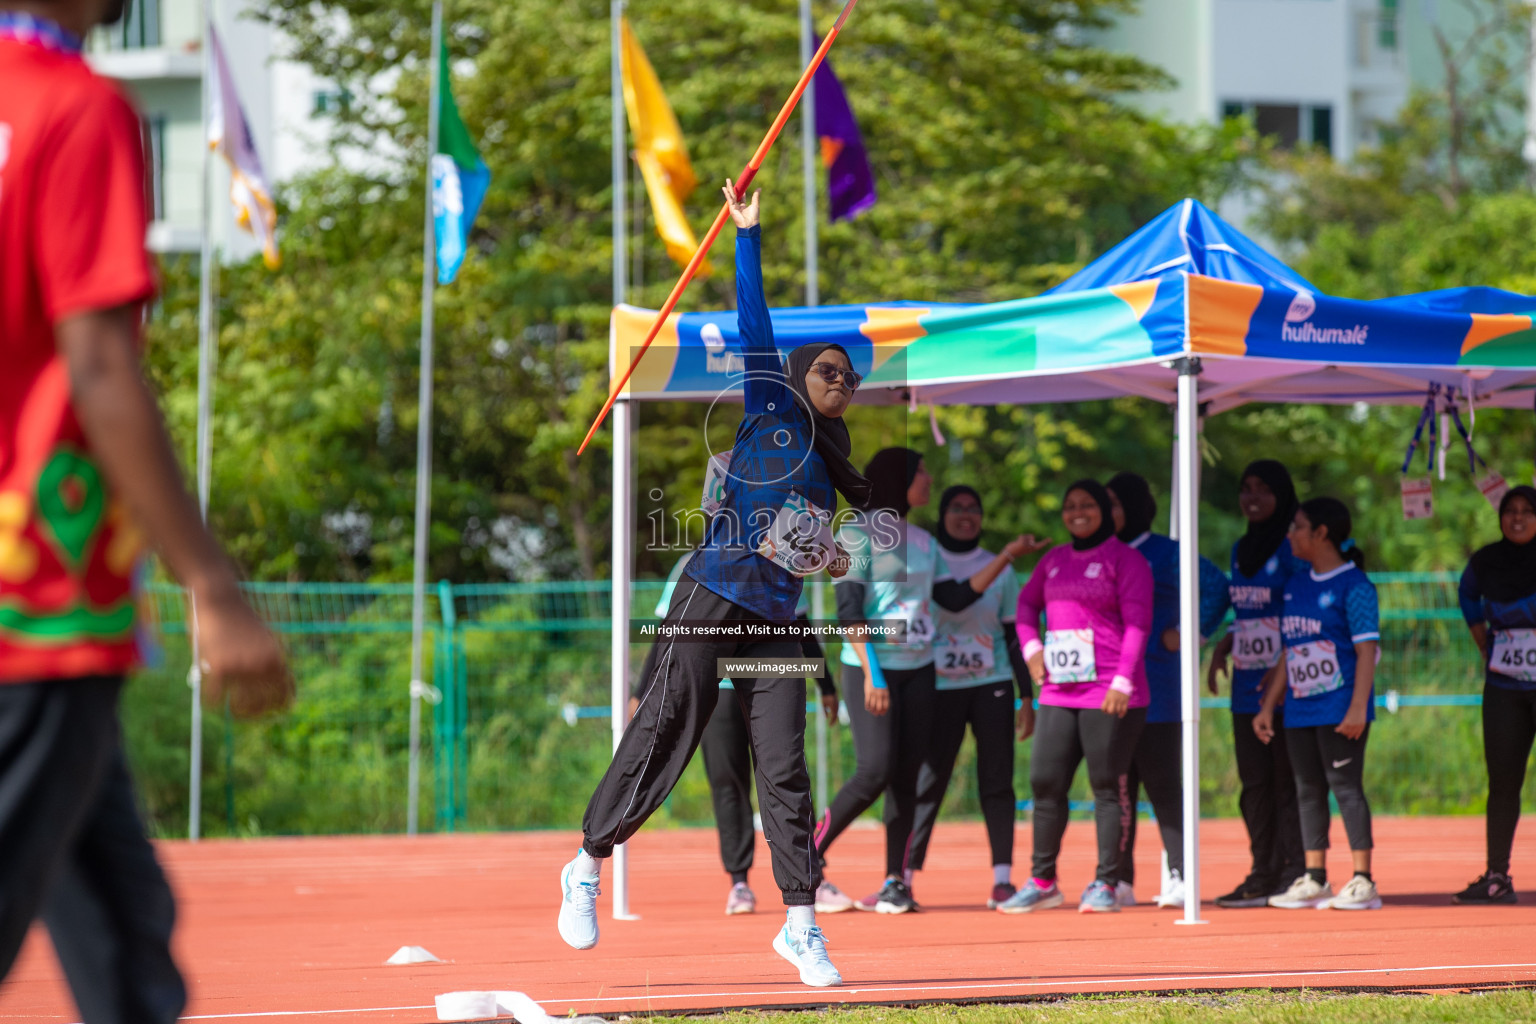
[3,817,1535,1023]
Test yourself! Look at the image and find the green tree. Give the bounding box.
[144,0,1253,583]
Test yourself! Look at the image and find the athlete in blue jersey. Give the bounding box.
[560,185,871,988]
[1206,460,1307,908]
[1453,485,1536,905]
[1104,473,1230,909]
[1255,497,1382,912]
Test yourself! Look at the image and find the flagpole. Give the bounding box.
[407,0,444,837]
[799,0,818,309]
[188,0,217,844]
[609,0,635,922]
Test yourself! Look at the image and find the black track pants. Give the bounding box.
[1117,720,1184,884]
[816,662,936,878]
[1029,702,1146,886]
[0,677,186,1024]
[1483,683,1536,875]
[906,680,1016,871]
[582,578,817,905]
[1287,723,1373,852]
[1232,710,1305,886]
[700,687,755,880]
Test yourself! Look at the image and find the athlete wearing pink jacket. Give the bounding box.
[997,479,1154,916]
[1015,540,1153,709]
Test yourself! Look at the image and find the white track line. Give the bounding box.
[40,960,1536,1024]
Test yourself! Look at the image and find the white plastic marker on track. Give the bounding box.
[54,961,1536,1024]
[435,990,605,1023]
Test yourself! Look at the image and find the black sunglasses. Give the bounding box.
[808,362,862,390]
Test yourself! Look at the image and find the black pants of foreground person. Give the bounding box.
[1288,723,1373,852]
[1232,710,1305,887]
[907,680,1016,872]
[701,688,755,882]
[1118,720,1184,884]
[582,577,817,905]
[0,676,185,1024]
[1484,683,1536,875]
[1030,702,1146,886]
[816,663,936,878]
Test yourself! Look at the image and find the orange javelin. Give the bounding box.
[577,0,864,456]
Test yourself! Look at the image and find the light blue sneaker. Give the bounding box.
[996,878,1064,914]
[1078,879,1121,913]
[773,923,842,987]
[557,857,601,949]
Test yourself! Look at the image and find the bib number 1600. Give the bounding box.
[1286,641,1344,698]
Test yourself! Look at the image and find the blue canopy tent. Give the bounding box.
[606,199,1536,920]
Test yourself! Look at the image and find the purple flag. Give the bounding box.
[813,41,876,222]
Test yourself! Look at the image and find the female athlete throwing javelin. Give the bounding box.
[558,182,870,988]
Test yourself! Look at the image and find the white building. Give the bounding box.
[1100,0,1410,161]
[87,0,338,261]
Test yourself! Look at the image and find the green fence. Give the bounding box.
[122,572,1533,838]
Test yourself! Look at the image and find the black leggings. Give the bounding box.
[1483,683,1536,875]
[1117,720,1183,883]
[1030,702,1146,886]
[906,680,1017,872]
[1232,709,1304,886]
[1288,723,1372,852]
[701,688,755,881]
[816,663,936,877]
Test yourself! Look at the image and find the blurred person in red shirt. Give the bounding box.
[0,0,292,1016]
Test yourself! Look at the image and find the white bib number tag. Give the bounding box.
[756,491,834,577]
[1479,470,1510,511]
[1286,641,1344,698]
[893,597,934,645]
[935,634,995,678]
[1232,617,1282,671]
[1491,628,1536,682]
[1400,477,1433,520]
[1044,629,1096,684]
[701,452,732,515]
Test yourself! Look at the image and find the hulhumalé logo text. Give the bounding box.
[1281,289,1367,345]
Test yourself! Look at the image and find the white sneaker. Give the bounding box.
[814,880,854,913]
[1155,869,1186,908]
[1268,874,1334,909]
[773,923,843,987]
[726,882,757,915]
[1115,881,1137,907]
[557,858,600,949]
[1321,874,1382,910]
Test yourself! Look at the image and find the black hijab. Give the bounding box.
[1064,478,1117,551]
[1469,485,1536,602]
[937,484,982,553]
[865,447,923,517]
[1235,459,1300,578]
[1106,471,1156,543]
[783,342,871,509]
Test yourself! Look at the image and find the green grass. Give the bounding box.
[645,989,1536,1024]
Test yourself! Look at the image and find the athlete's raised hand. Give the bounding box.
[723,179,760,229]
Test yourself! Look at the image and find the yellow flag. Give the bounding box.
[620,18,710,275]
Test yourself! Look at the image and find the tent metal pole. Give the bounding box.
[1174,357,1207,925]
[609,0,635,921]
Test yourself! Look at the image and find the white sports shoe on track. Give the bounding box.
[1320,874,1382,910]
[557,858,600,950]
[1155,869,1186,908]
[773,923,843,987]
[1268,875,1333,909]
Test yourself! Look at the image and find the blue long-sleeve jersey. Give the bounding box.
[685,227,834,624]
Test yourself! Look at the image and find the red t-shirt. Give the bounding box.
[0,35,156,682]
